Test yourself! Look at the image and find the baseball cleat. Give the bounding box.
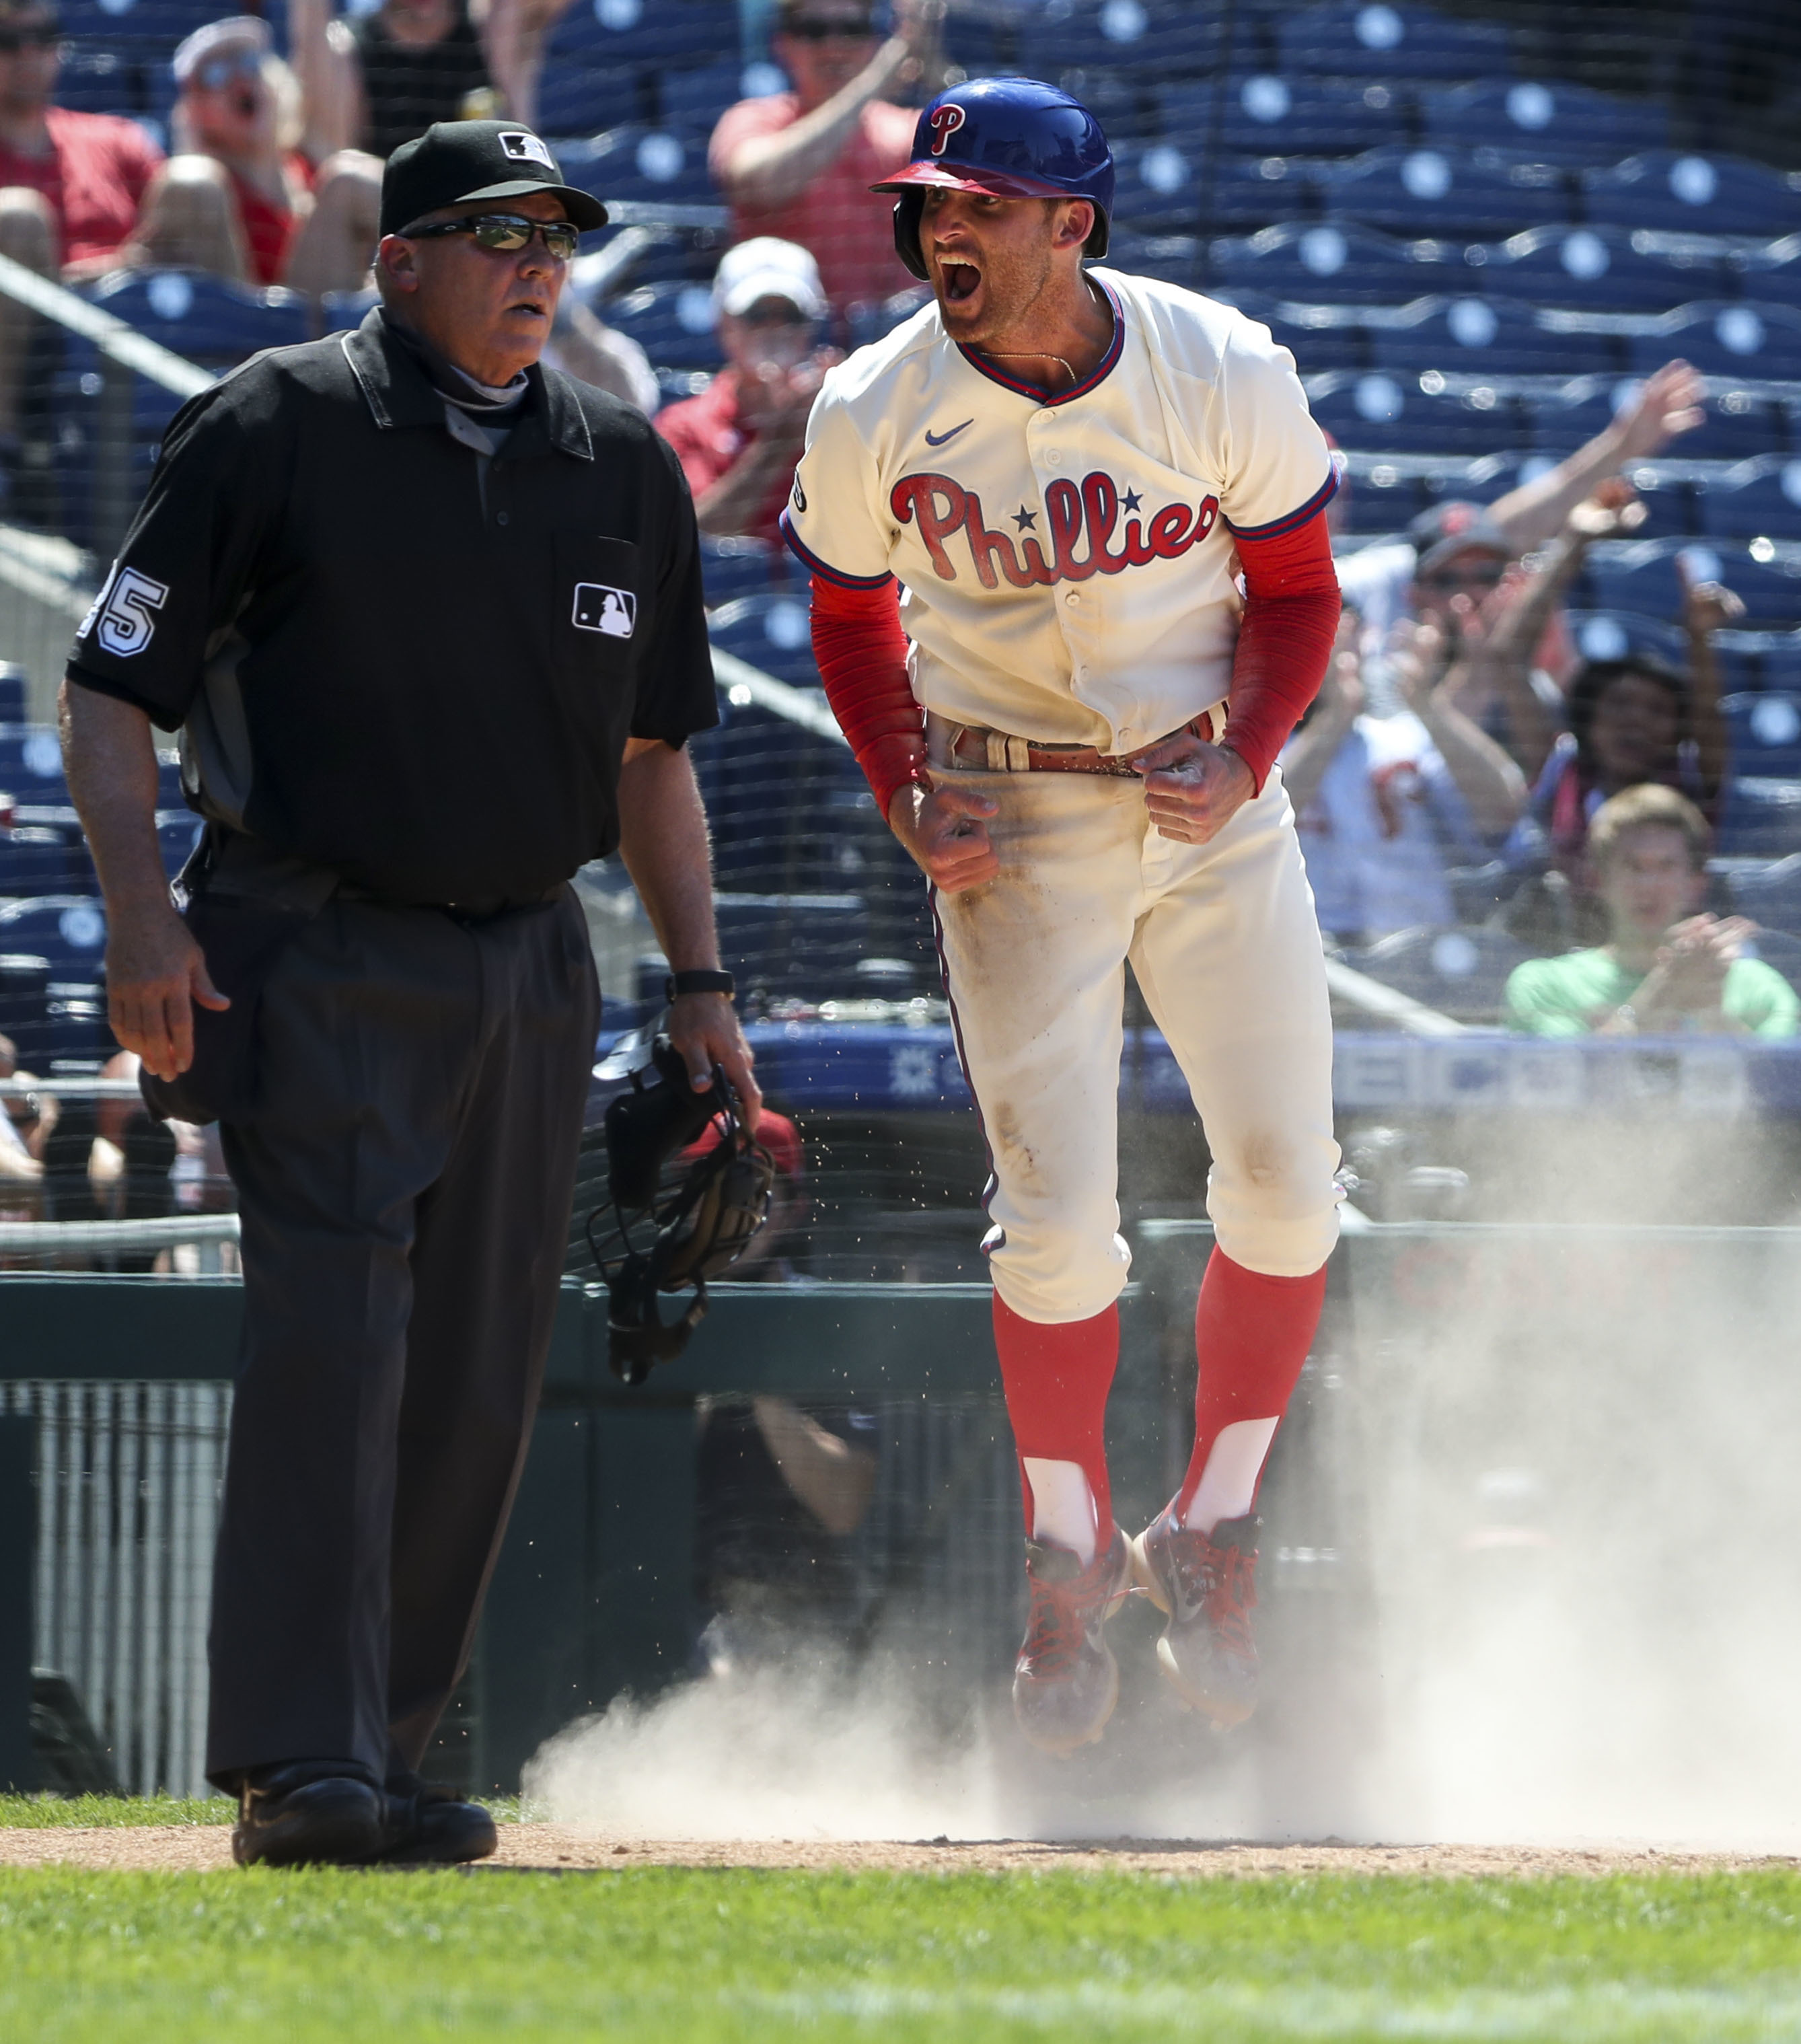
[1131,1507,1261,1729]
[1011,1524,1133,1755]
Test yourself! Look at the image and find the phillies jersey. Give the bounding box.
[780,266,1337,752]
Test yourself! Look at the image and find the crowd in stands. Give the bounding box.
[5,0,1801,1066]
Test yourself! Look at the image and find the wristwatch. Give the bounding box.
[665,969,736,1002]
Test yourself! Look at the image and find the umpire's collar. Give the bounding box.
[340,307,593,462]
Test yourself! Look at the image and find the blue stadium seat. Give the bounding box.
[1348,926,1534,1027]
[1190,152,1322,235]
[1420,80,1670,166]
[59,0,217,37]
[1185,75,1406,160]
[0,665,25,725]
[1723,693,1801,779]
[1111,139,1204,233]
[1207,221,1454,303]
[1562,608,1689,669]
[81,269,309,367]
[0,895,106,976]
[706,591,817,686]
[0,950,50,1049]
[554,126,718,209]
[1277,1,1512,81]
[1582,153,1801,241]
[658,59,751,129]
[1335,465,1426,532]
[1717,784,1801,863]
[1738,242,1801,311]
[1610,464,1696,540]
[54,40,148,118]
[1728,850,1801,926]
[0,828,83,899]
[0,727,67,799]
[1521,382,1627,457]
[1043,0,1224,71]
[699,536,783,609]
[1318,148,1573,242]
[1673,388,1787,465]
[1308,370,1529,455]
[712,893,869,1001]
[1261,303,1368,375]
[1699,460,1801,540]
[1585,542,1801,628]
[544,0,739,67]
[1367,296,1617,379]
[1474,226,1726,314]
[1627,303,1801,384]
[318,287,379,337]
[601,279,725,371]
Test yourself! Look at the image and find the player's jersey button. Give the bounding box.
[1064,591,1082,606]
[1045,451,1063,466]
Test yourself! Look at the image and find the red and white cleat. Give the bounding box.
[1011,1524,1133,1756]
[1131,1507,1261,1728]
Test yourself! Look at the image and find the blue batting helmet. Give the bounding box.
[871,77,1114,281]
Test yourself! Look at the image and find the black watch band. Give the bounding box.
[665,969,735,1001]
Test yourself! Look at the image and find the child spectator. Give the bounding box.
[655,238,836,542]
[128,17,381,299]
[1506,784,1797,1038]
[710,0,941,319]
[1281,608,1526,943]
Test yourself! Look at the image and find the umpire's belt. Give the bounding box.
[332,879,566,920]
[926,704,1226,777]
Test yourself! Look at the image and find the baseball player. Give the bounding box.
[782,78,1344,1753]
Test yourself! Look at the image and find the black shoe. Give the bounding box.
[232,1765,387,1868]
[375,1778,499,1866]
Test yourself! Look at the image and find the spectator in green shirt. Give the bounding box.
[1506,784,1799,1039]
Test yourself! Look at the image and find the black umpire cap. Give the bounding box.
[379,119,610,238]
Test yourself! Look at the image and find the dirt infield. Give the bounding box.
[0,1824,1791,1879]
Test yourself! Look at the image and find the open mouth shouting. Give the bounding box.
[937,252,983,312]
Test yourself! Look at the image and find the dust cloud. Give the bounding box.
[529,1118,1801,1854]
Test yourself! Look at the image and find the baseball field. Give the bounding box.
[5,1796,1801,2041]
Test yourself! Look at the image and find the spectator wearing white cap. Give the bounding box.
[654,238,837,544]
[128,16,381,300]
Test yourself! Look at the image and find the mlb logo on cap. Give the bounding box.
[499,131,554,169]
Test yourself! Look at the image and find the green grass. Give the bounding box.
[3,1864,1800,2042]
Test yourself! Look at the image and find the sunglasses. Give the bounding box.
[0,26,60,49]
[783,16,874,38]
[190,50,263,90]
[404,213,581,261]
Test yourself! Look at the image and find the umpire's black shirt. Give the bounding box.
[67,308,716,906]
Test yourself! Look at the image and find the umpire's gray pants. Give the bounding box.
[205,891,599,1790]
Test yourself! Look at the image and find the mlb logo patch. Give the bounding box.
[499,131,555,170]
[573,583,636,638]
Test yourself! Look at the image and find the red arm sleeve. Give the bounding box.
[809,573,926,821]
[1218,509,1342,794]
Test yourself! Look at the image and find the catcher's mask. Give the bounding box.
[586,1033,775,1385]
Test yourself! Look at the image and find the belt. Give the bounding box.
[927,705,1224,776]
[332,880,565,919]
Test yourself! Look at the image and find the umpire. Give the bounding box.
[59,120,758,1866]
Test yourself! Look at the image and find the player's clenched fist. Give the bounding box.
[1132,729,1256,846]
[888,780,1001,894]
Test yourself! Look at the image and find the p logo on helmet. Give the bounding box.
[929,104,966,155]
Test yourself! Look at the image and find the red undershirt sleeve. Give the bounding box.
[808,574,926,822]
[1218,507,1342,794]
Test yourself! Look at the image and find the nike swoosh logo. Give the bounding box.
[924,419,973,447]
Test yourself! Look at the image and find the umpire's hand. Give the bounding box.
[669,991,763,1131]
[1132,730,1255,845]
[889,780,1000,894]
[106,899,229,1083]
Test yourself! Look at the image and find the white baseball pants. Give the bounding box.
[933,761,1341,1324]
